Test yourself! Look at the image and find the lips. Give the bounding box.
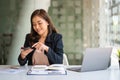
[36,29,41,33]
[38,30,43,35]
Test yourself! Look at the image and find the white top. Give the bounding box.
[0,65,120,80]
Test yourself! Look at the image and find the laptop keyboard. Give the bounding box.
[67,66,81,72]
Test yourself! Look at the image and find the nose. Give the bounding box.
[36,24,39,29]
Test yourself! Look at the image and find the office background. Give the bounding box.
[0,0,119,65]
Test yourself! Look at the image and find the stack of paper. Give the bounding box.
[27,64,67,75]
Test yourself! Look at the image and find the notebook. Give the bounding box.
[67,48,112,72]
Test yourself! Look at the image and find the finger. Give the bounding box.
[35,43,42,49]
[38,42,43,45]
[21,49,24,52]
[25,49,33,53]
[32,43,38,47]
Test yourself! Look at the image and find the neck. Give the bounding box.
[39,30,48,43]
[41,30,48,38]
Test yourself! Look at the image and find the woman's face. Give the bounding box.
[32,16,48,36]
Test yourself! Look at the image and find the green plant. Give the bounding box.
[117,49,120,60]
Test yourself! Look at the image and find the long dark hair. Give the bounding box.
[29,9,58,46]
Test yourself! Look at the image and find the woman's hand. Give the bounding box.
[32,42,49,52]
[20,47,33,59]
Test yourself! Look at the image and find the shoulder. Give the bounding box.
[25,33,31,39]
[26,33,30,37]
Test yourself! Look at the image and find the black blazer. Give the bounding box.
[18,32,64,66]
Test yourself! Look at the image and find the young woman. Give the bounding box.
[18,9,64,66]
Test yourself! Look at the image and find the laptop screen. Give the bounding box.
[81,48,112,72]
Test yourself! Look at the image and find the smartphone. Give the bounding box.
[21,47,35,50]
[21,47,31,50]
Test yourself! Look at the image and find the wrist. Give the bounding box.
[21,52,27,59]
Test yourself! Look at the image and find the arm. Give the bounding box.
[46,34,64,64]
[18,34,32,66]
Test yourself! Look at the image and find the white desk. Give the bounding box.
[0,65,120,80]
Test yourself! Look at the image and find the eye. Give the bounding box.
[38,22,42,25]
[33,24,36,27]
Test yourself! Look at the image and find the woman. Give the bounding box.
[18,9,64,66]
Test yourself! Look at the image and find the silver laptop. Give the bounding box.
[67,48,112,72]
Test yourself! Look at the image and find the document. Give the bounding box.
[27,64,67,75]
[0,66,24,74]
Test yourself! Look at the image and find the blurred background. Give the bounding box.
[0,0,119,65]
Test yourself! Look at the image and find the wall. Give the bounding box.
[6,0,50,65]
[48,0,83,64]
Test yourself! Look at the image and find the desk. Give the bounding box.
[0,65,120,80]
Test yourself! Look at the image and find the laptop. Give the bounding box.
[67,48,112,72]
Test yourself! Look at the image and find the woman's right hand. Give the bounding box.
[20,47,33,59]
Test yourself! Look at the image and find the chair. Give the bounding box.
[63,53,69,65]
